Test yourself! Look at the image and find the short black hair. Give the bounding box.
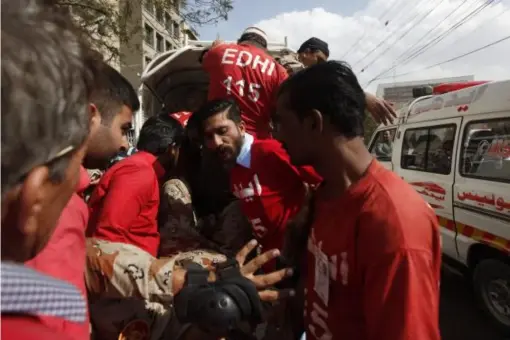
[188,98,242,134]
[279,60,366,138]
[238,33,267,49]
[137,115,185,156]
[91,63,140,123]
[297,37,330,58]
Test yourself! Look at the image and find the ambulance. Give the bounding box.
[368,80,510,333]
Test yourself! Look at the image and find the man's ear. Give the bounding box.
[306,109,323,134]
[89,103,102,135]
[17,165,50,238]
[238,120,246,134]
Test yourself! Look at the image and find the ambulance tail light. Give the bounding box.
[432,81,490,94]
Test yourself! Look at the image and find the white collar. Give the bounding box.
[236,133,254,168]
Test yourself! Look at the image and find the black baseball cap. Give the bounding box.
[297,37,329,57]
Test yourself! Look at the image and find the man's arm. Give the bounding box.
[202,41,225,73]
[365,92,397,125]
[90,164,153,239]
[362,249,441,340]
[359,208,441,340]
[86,239,292,302]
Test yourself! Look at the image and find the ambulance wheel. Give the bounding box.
[473,259,510,335]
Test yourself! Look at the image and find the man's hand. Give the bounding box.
[235,239,295,302]
[365,92,397,125]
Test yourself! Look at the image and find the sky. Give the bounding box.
[197,0,510,92]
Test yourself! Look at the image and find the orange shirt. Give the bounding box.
[305,161,441,340]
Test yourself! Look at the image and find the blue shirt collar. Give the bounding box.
[236,133,254,168]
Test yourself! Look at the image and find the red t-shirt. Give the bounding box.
[203,42,288,139]
[2,315,74,340]
[230,134,320,253]
[87,151,164,256]
[25,166,90,340]
[305,161,441,340]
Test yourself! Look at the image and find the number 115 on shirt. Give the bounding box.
[223,76,261,102]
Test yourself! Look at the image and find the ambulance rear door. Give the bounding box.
[453,112,510,264]
[393,117,462,260]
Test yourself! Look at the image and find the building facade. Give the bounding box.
[104,0,198,89]
[105,0,198,145]
[376,75,475,109]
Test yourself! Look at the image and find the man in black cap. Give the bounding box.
[297,37,396,125]
[297,37,330,67]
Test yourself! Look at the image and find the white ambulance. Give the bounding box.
[368,80,510,333]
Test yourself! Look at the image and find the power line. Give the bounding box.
[350,0,429,67]
[390,0,494,69]
[364,35,510,87]
[430,2,507,55]
[390,0,471,67]
[369,0,495,81]
[341,0,402,59]
[359,0,447,73]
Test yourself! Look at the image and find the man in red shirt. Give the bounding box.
[1,1,92,338]
[87,115,185,256]
[25,62,139,340]
[188,98,319,258]
[274,60,441,340]
[202,27,288,139]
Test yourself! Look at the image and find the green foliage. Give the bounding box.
[49,0,233,60]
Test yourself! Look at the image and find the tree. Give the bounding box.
[50,0,233,61]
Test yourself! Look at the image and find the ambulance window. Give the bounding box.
[460,118,510,183]
[369,128,396,162]
[401,124,456,175]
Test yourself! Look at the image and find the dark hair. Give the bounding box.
[91,64,140,123]
[238,33,267,49]
[279,60,366,138]
[188,98,242,134]
[136,115,185,156]
[1,0,97,196]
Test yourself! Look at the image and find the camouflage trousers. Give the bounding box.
[86,239,226,340]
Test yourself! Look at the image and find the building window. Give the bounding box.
[144,24,154,46]
[144,0,154,14]
[401,125,457,175]
[165,40,172,51]
[164,12,172,30]
[155,7,164,23]
[156,33,164,52]
[144,56,152,67]
[369,128,396,162]
[173,22,180,39]
[460,118,510,183]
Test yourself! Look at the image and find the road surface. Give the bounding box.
[440,268,506,340]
